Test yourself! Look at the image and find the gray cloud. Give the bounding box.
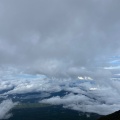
[1,0,120,116]
[0,0,120,77]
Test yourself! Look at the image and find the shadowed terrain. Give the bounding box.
[8,104,101,120]
[98,110,120,120]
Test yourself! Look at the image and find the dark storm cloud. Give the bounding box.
[0,0,120,77]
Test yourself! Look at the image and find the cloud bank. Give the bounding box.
[0,67,120,115]
[40,93,120,115]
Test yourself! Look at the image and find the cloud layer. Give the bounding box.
[0,0,120,117]
[0,0,120,77]
[0,66,120,115]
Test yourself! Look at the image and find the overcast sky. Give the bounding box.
[1,1,120,118]
[0,0,120,77]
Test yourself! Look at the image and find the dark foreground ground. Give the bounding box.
[8,105,101,120]
[4,91,119,120]
[98,110,120,120]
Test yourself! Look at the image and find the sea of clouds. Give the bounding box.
[0,62,120,119]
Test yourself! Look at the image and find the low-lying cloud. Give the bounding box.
[0,67,120,115]
[40,93,120,115]
[0,99,17,119]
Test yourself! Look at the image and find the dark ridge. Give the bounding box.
[98,110,120,120]
[8,105,101,120]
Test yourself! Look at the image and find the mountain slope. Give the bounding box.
[98,110,120,120]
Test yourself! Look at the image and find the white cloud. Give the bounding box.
[64,103,120,115]
[0,67,120,115]
[0,99,17,119]
[40,92,120,115]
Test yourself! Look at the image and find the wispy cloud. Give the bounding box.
[0,100,17,119]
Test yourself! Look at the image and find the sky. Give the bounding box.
[0,0,120,119]
[0,0,120,77]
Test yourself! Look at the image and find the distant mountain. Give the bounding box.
[98,110,120,120]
